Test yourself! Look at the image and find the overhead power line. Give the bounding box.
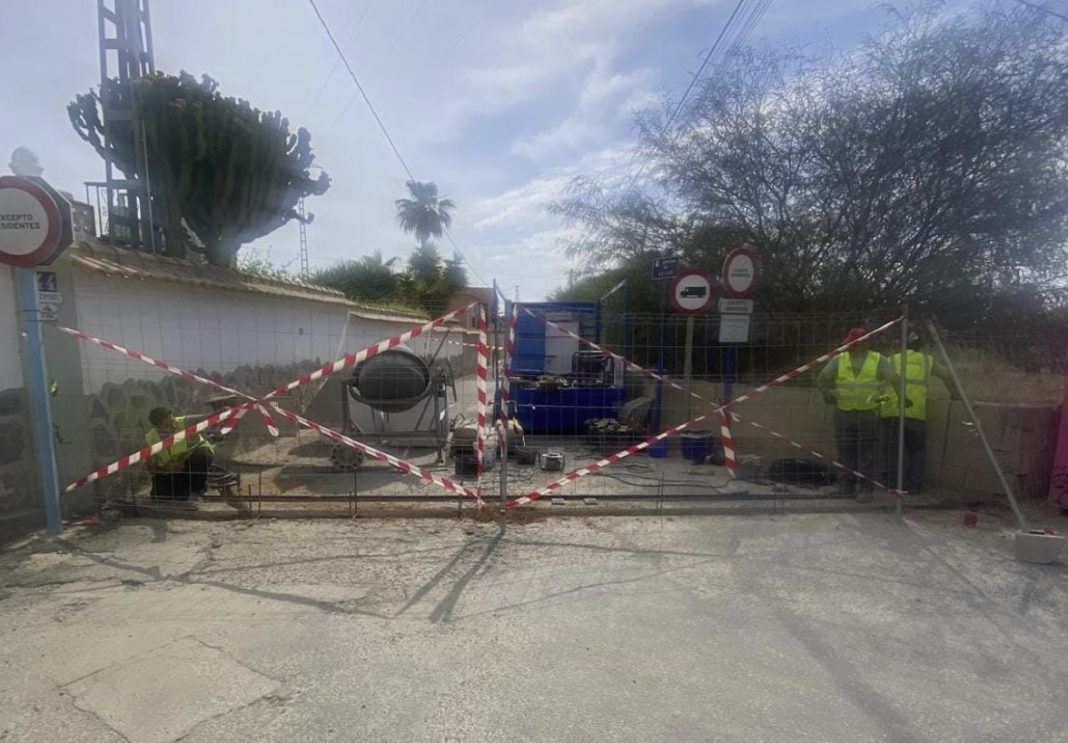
[617,0,767,200]
[307,0,377,115]
[306,0,416,181]
[306,0,492,287]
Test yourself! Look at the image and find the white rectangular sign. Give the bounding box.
[719,313,751,343]
[37,290,62,304]
[718,298,753,314]
[38,301,59,321]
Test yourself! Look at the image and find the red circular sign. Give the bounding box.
[670,269,715,314]
[0,176,63,268]
[722,246,758,298]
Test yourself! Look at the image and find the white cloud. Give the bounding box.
[425,0,719,144]
[511,61,656,160]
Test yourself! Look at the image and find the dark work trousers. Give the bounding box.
[152,447,214,500]
[881,418,927,493]
[833,410,879,491]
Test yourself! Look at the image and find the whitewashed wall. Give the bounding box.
[72,269,415,393]
[0,267,23,390]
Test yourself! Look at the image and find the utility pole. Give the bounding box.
[298,197,310,279]
[97,0,156,251]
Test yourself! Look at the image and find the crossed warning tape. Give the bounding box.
[506,312,902,507]
[56,302,482,498]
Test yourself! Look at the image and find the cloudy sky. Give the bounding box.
[1,0,975,299]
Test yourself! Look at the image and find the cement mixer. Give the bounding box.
[329,347,452,470]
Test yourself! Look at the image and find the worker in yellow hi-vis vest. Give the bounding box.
[817,328,901,502]
[879,337,955,494]
[145,406,216,508]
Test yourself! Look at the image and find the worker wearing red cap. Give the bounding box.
[817,327,901,501]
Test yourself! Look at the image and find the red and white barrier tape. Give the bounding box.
[52,325,280,438]
[58,332,482,502]
[730,412,892,492]
[62,302,478,493]
[265,403,481,504]
[475,304,489,486]
[524,308,901,487]
[507,315,901,507]
[720,408,736,478]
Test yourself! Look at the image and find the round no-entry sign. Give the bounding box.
[670,269,714,314]
[722,246,758,298]
[0,176,68,267]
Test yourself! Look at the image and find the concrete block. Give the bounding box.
[1015,530,1066,564]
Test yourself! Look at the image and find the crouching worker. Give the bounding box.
[145,406,215,506]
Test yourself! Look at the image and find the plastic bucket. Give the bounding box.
[647,440,669,458]
[680,431,715,462]
[454,453,478,478]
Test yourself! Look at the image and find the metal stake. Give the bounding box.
[896,305,908,516]
[926,321,1029,530]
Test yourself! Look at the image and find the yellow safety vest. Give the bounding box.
[835,352,883,412]
[145,416,213,467]
[881,351,931,420]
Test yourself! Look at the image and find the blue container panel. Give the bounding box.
[513,311,547,375]
[513,387,626,435]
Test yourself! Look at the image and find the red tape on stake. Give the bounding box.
[720,408,736,478]
[60,302,478,495]
[507,313,902,507]
[475,304,489,486]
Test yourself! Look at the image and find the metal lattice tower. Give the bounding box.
[298,197,310,279]
[97,0,156,251]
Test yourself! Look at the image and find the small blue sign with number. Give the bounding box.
[652,256,680,280]
[36,270,58,293]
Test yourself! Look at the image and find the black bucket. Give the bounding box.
[515,446,539,466]
[454,453,478,479]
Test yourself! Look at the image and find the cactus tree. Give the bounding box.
[69,72,331,266]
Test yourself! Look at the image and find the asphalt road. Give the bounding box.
[1,508,1066,742]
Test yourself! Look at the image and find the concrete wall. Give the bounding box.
[661,380,1060,499]
[0,267,22,389]
[0,266,40,535]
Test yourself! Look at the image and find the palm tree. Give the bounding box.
[394,180,455,248]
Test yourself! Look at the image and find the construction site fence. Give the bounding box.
[41,299,1067,517]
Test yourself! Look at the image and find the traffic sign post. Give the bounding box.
[0,176,72,535]
[669,270,715,415]
[720,246,759,416]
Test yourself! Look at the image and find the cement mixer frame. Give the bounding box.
[328,345,456,471]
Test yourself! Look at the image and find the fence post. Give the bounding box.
[896,305,908,515]
[16,268,62,534]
